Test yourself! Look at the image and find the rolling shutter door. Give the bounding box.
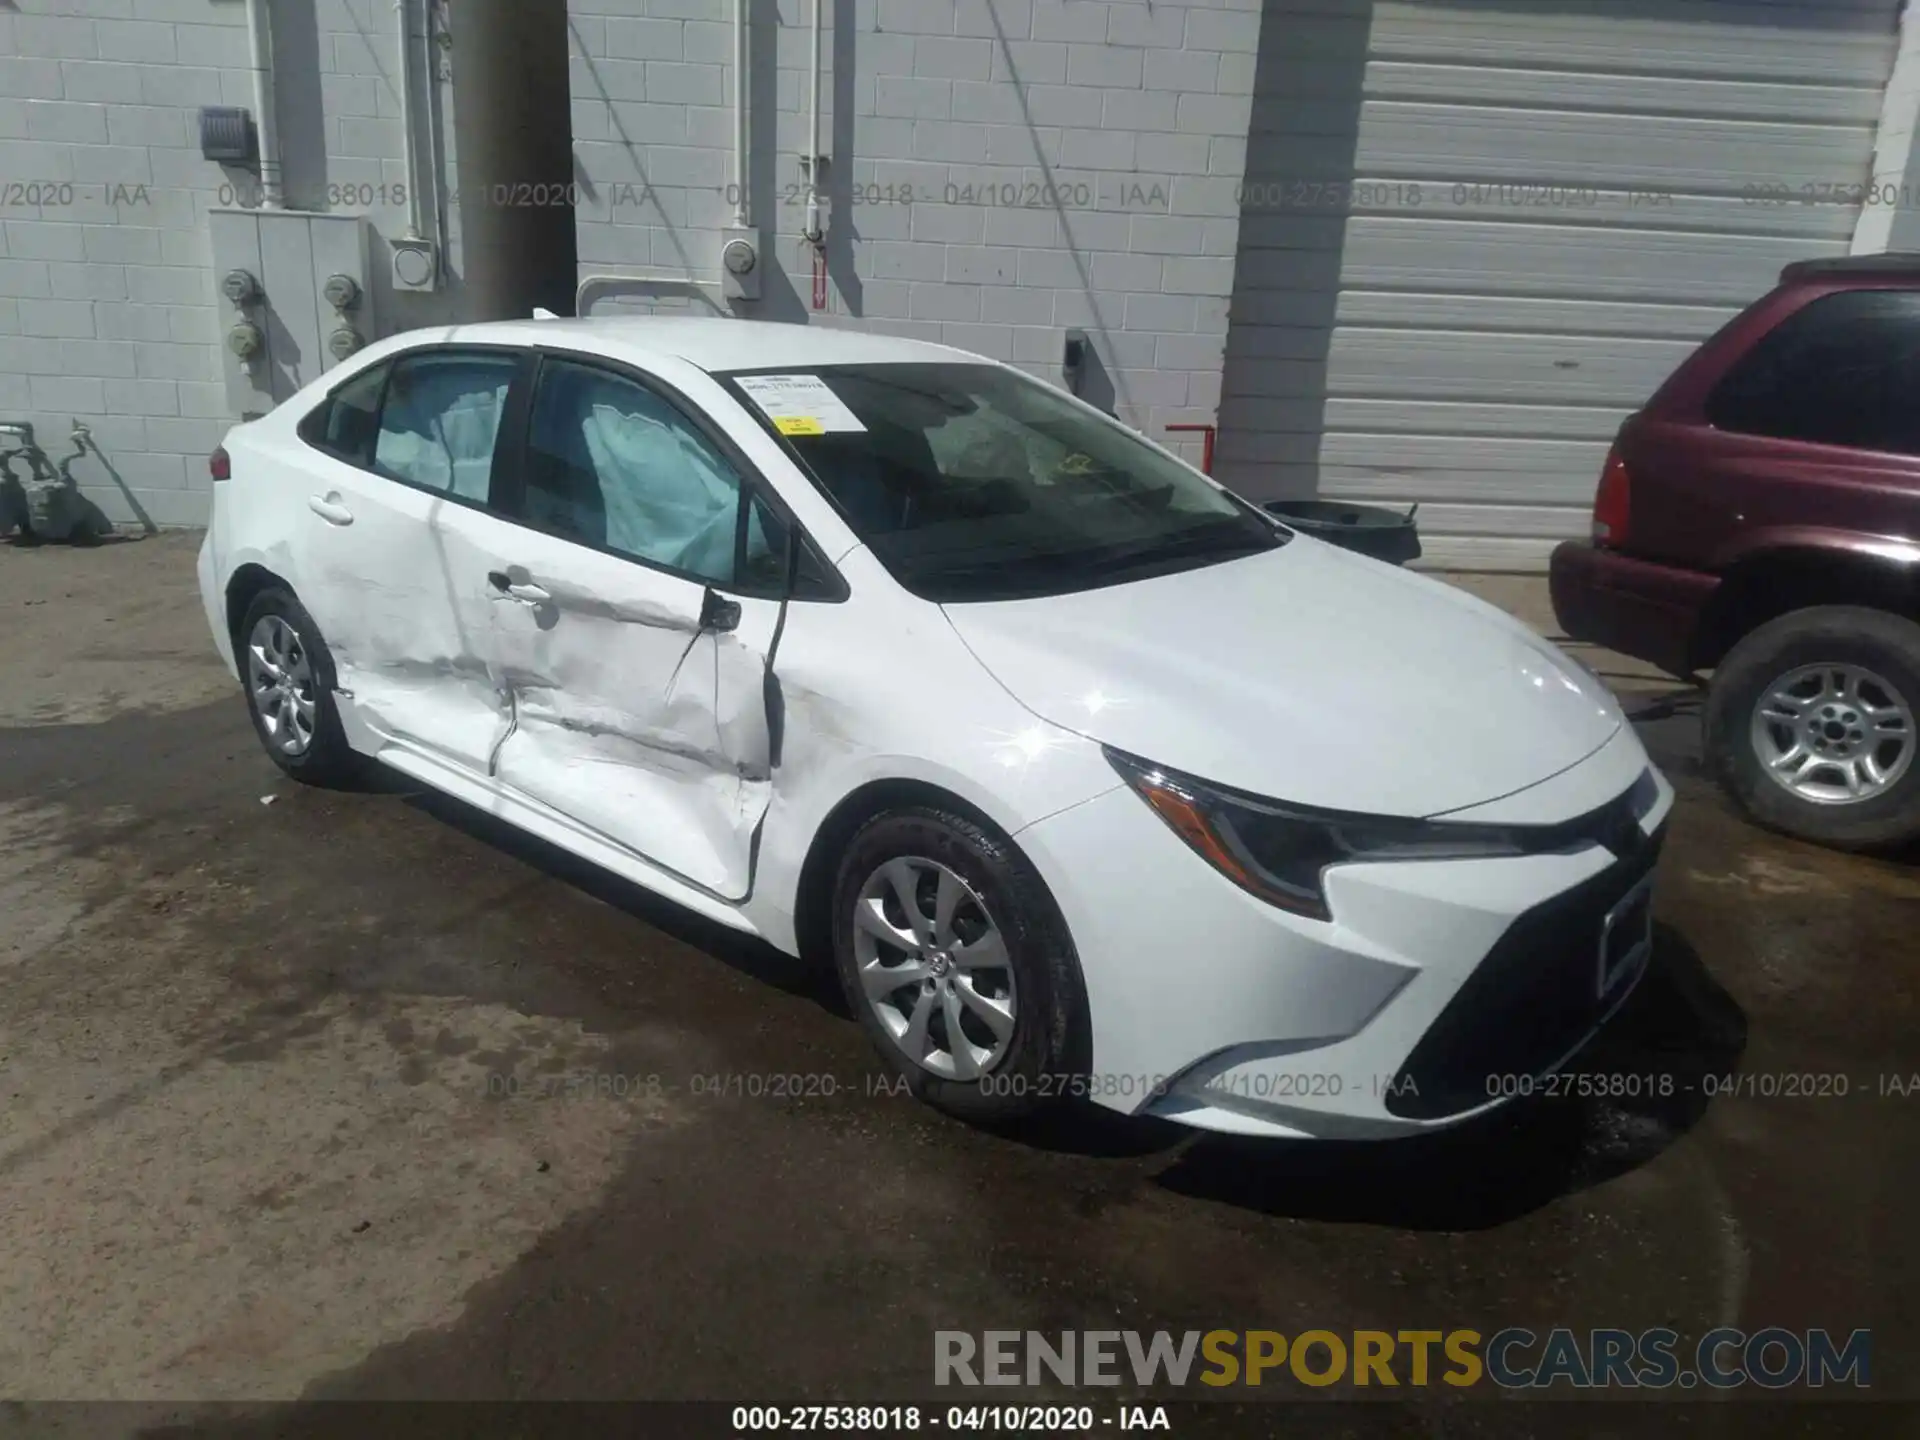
[1216,0,1904,568]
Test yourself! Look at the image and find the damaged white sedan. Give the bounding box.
[198,318,1671,1138]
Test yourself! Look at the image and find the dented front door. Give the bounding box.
[483,543,772,899]
[477,353,775,901]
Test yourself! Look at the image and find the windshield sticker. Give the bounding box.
[734,374,867,435]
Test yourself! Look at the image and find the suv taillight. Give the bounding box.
[210,446,230,482]
[1592,445,1630,547]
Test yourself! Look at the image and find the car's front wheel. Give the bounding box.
[830,806,1088,1123]
[237,585,361,786]
[1706,605,1920,849]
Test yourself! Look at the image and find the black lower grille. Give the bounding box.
[1387,827,1666,1120]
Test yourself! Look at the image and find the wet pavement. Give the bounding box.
[0,536,1914,1436]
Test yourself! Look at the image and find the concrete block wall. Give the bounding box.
[568,0,1263,453]
[0,0,463,530]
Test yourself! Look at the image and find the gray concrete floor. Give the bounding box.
[0,534,1913,1432]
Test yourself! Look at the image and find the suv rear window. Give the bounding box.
[1707,290,1920,455]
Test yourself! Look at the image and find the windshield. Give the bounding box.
[719,362,1283,602]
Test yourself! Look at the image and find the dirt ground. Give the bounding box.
[0,533,235,727]
[0,533,1913,1436]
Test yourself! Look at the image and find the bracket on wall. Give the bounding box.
[1063,328,1089,396]
[199,107,255,164]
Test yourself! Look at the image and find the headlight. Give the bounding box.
[1104,747,1539,921]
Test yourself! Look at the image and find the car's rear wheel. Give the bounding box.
[1706,605,1920,849]
[830,806,1088,1123]
[238,586,360,786]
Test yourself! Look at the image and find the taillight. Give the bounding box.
[210,446,231,482]
[1592,444,1630,547]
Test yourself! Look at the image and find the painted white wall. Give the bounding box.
[6,0,1916,538]
[0,0,463,528]
[566,0,1264,459]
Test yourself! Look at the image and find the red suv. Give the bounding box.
[1552,255,1920,850]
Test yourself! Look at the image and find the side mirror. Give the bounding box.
[700,587,741,633]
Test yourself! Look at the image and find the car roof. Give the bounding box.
[1780,253,1920,284]
[437,316,972,374]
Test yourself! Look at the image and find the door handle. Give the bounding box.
[307,494,354,526]
[487,570,552,606]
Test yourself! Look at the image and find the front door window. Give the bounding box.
[523,358,745,583]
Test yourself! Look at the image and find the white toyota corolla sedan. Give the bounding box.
[197,317,1671,1139]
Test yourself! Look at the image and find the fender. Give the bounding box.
[1709,525,1920,573]
[1693,532,1920,670]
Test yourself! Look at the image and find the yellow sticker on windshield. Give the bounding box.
[775,416,825,436]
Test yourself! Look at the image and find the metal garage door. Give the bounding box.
[1215,0,1904,569]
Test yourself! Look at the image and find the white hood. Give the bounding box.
[942,536,1622,818]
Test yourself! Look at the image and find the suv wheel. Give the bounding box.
[1706,605,1920,849]
[830,806,1089,1123]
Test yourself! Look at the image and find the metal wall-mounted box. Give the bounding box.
[389,236,439,294]
[209,210,377,416]
[720,228,762,302]
[306,213,375,369]
[199,107,254,164]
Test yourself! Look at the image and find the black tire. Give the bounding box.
[1706,604,1920,850]
[830,806,1090,1123]
[236,585,361,786]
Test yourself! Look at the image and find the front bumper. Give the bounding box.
[1549,540,1718,679]
[1016,725,1673,1139]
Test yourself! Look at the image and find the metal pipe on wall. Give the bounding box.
[244,0,284,209]
[577,274,725,316]
[423,0,449,252]
[732,0,751,229]
[396,0,427,239]
[804,0,825,243]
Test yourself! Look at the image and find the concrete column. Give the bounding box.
[449,0,579,317]
[1853,0,1920,254]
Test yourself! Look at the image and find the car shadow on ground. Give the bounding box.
[1626,691,1707,778]
[376,765,1749,1227]
[1149,925,1747,1230]
[370,767,850,1015]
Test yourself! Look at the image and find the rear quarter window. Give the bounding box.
[1706,290,1920,456]
[297,362,388,468]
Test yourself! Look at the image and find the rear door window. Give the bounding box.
[1707,290,1920,456]
[372,351,520,502]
